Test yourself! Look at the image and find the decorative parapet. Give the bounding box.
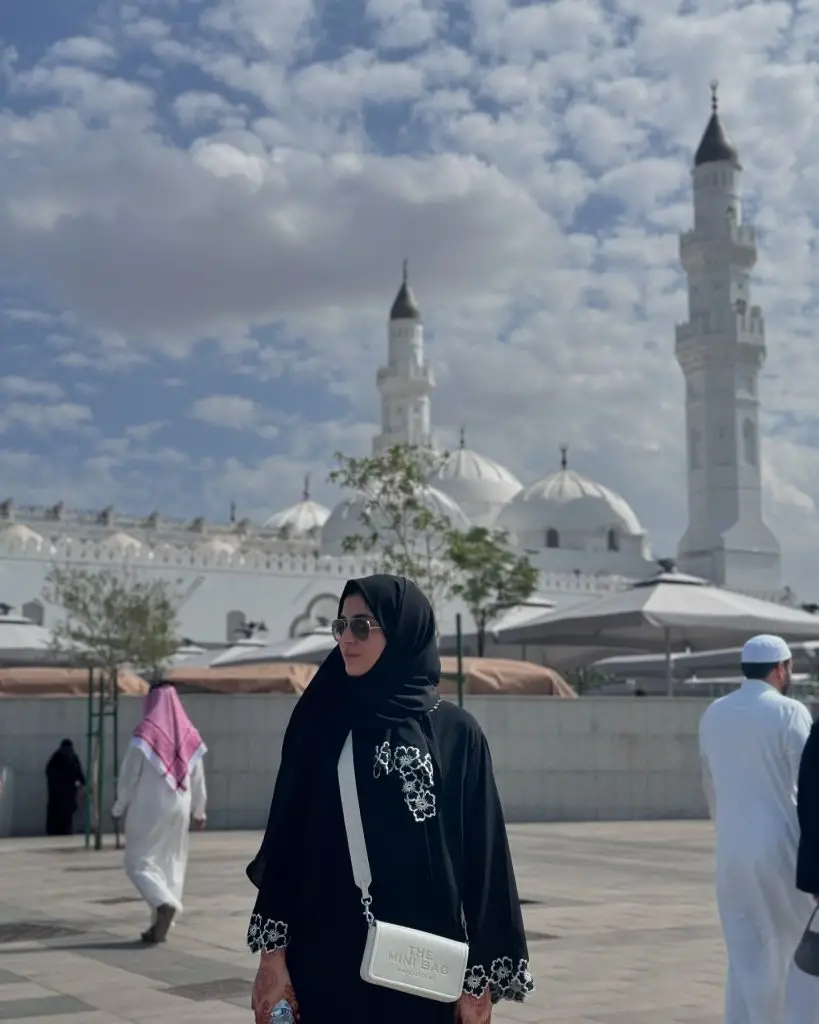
[0,529,635,594]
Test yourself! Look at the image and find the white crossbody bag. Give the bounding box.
[337,732,469,1003]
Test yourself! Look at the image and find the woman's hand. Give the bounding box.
[455,988,492,1024]
[251,949,299,1023]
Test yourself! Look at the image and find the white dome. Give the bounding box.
[197,536,239,556]
[322,486,470,556]
[496,468,644,550]
[0,524,44,551]
[99,531,142,553]
[265,498,330,538]
[430,447,522,527]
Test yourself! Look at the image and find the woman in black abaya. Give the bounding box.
[246,574,533,1024]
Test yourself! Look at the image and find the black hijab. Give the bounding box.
[247,574,441,888]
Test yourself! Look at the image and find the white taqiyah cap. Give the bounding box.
[741,634,792,664]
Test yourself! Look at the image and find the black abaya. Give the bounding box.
[45,740,85,836]
[246,575,533,1022]
[797,718,819,894]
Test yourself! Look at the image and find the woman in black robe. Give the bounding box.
[246,574,533,1024]
[45,739,85,836]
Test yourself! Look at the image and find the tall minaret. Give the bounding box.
[675,83,781,593]
[372,261,435,453]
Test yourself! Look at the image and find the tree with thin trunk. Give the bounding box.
[43,566,182,848]
[328,444,457,617]
[446,527,539,656]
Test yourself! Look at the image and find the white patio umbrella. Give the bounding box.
[162,641,208,668]
[0,610,74,664]
[217,629,336,666]
[172,635,272,670]
[496,570,819,695]
[595,639,819,681]
[0,613,53,651]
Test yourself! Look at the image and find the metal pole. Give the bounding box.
[95,668,105,850]
[84,665,93,850]
[112,668,121,850]
[456,613,464,708]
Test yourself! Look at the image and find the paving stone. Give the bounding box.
[0,996,91,1019]
[0,823,727,1020]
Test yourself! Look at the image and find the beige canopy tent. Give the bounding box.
[166,661,318,694]
[164,657,575,697]
[0,667,149,697]
[438,657,575,696]
[0,658,575,698]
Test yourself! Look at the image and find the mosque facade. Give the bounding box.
[0,95,786,645]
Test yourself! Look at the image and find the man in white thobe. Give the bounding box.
[699,634,819,1024]
[112,682,207,944]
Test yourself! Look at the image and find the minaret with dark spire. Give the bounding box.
[373,261,434,454]
[694,81,740,169]
[389,259,421,321]
[675,82,781,593]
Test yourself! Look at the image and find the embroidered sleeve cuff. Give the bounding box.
[247,914,289,953]
[463,958,535,1003]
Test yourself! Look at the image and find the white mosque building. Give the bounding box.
[0,92,786,644]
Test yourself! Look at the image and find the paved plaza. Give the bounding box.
[0,822,724,1023]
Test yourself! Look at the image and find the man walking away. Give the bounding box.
[699,634,819,1024]
[45,739,85,836]
[112,682,207,945]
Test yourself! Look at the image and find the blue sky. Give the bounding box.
[2,0,819,594]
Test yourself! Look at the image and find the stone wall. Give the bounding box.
[0,694,715,836]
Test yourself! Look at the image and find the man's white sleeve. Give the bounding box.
[786,702,814,785]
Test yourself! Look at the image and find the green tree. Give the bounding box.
[43,566,182,849]
[328,444,456,614]
[446,527,539,656]
[44,566,182,677]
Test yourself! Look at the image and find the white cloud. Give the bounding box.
[0,376,64,400]
[365,0,443,51]
[0,402,92,434]
[173,90,247,127]
[47,37,117,66]
[3,0,819,593]
[190,394,279,438]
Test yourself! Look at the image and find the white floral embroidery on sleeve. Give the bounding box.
[463,958,534,1002]
[247,914,289,953]
[373,741,436,822]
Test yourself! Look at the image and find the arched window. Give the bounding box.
[545,528,560,549]
[22,599,44,626]
[226,609,246,642]
[742,418,757,466]
[607,528,619,552]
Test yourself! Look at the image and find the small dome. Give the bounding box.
[197,536,239,556]
[694,82,739,168]
[390,260,421,321]
[322,485,469,556]
[430,441,522,527]
[0,524,44,551]
[265,499,330,538]
[497,467,644,549]
[99,531,141,553]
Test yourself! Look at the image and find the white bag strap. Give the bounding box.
[338,732,375,925]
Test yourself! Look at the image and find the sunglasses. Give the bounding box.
[331,616,383,642]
